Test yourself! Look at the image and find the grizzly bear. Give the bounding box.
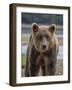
[25,23,59,77]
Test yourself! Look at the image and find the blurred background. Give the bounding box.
[21,13,63,77]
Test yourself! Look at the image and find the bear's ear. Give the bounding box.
[49,24,56,35]
[32,23,39,33]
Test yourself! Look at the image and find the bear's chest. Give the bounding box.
[36,54,48,65]
[37,54,49,76]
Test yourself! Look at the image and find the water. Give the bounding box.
[21,44,28,55]
[58,45,63,60]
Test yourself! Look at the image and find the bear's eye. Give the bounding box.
[37,35,42,41]
[45,35,49,39]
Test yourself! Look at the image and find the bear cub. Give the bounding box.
[25,23,59,77]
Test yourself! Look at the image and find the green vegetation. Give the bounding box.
[21,55,26,68]
[21,36,29,44]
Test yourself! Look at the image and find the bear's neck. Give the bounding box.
[32,44,54,56]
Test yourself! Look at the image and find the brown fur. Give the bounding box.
[25,23,59,76]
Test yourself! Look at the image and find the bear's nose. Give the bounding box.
[42,45,46,50]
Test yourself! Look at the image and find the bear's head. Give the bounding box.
[32,23,56,53]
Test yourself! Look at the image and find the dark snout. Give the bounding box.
[42,44,47,50]
[41,38,48,52]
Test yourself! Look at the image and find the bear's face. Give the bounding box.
[32,23,56,53]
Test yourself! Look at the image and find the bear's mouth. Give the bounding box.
[40,47,48,53]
